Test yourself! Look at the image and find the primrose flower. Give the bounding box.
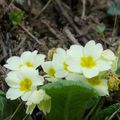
[5,67,44,101]
[85,76,109,96]
[26,89,51,115]
[4,50,45,70]
[101,49,117,71]
[52,48,72,78]
[41,61,58,82]
[66,74,108,96]
[42,48,72,81]
[67,40,114,78]
[101,49,116,61]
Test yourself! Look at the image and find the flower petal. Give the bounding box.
[21,51,37,65]
[97,60,112,72]
[38,99,51,115]
[37,91,51,115]
[52,48,68,70]
[4,56,21,70]
[46,77,59,82]
[102,49,116,61]
[53,48,66,60]
[55,70,68,78]
[21,91,32,101]
[67,45,83,58]
[27,89,48,105]
[5,71,20,88]
[33,75,44,86]
[33,54,45,68]
[83,67,99,78]
[66,73,85,81]
[6,88,23,100]
[68,65,82,73]
[84,40,103,59]
[94,79,109,96]
[42,61,53,73]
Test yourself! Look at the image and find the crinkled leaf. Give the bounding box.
[42,80,99,120]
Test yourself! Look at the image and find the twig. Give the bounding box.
[13,38,26,52]
[41,19,64,42]
[116,114,120,119]
[27,41,34,51]
[33,0,53,20]
[55,0,82,35]
[63,26,79,44]
[19,24,42,45]
[6,32,13,57]
[81,0,86,19]
[112,14,118,40]
[0,65,7,76]
[0,34,7,62]
[6,0,15,11]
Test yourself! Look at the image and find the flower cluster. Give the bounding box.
[4,51,51,115]
[42,40,116,96]
[4,40,116,115]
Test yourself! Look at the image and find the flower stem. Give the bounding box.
[22,114,29,120]
[10,101,23,120]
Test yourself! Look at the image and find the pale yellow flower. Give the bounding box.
[5,67,44,101]
[66,74,109,96]
[67,40,114,78]
[26,89,51,115]
[4,50,45,70]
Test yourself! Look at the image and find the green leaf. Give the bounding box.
[107,2,120,15]
[42,80,99,120]
[86,96,100,110]
[0,90,26,120]
[8,10,24,25]
[95,23,106,33]
[91,103,120,120]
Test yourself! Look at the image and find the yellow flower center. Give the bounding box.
[64,62,72,73]
[19,64,23,68]
[25,61,34,67]
[64,62,68,70]
[87,77,102,86]
[80,56,96,68]
[48,67,55,77]
[19,78,32,92]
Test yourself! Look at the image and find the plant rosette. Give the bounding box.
[3,40,117,119]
